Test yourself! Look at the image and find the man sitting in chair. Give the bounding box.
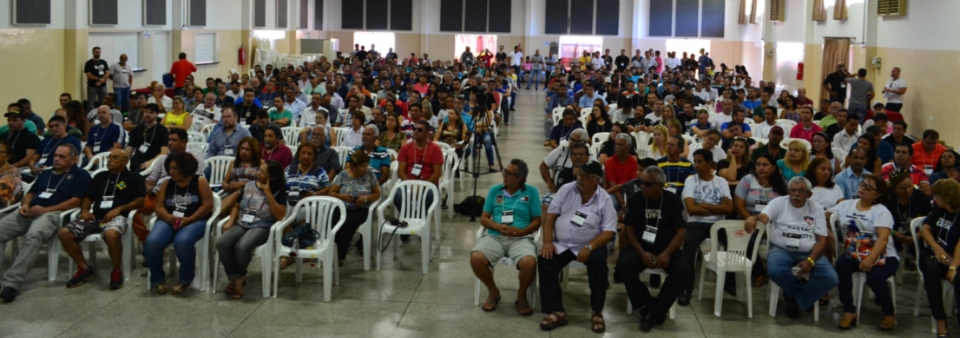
[616,165,689,332]
[0,144,91,303]
[744,176,838,319]
[470,159,541,316]
[537,161,616,333]
[58,149,144,290]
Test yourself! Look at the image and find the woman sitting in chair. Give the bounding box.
[220,137,262,215]
[919,179,960,337]
[145,152,214,295]
[733,153,788,287]
[216,160,287,299]
[329,150,381,266]
[279,142,331,270]
[827,174,898,331]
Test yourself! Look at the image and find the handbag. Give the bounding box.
[842,219,886,265]
[282,223,320,248]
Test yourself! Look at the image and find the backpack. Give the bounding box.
[454,196,485,217]
[281,223,320,248]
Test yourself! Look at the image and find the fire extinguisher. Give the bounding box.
[796,62,804,80]
[238,45,246,66]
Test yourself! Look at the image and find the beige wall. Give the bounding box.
[0,29,67,119]
[180,30,246,84]
[874,47,959,142]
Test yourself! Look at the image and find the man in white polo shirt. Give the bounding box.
[881,67,907,113]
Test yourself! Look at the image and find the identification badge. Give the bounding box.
[138,143,150,153]
[173,205,186,218]
[411,163,423,177]
[924,165,934,176]
[501,210,514,225]
[571,211,588,227]
[785,238,801,249]
[665,183,678,194]
[224,148,234,156]
[100,196,114,209]
[754,200,768,213]
[38,156,48,166]
[642,225,658,244]
[840,83,847,89]
[94,141,102,151]
[241,209,256,223]
[38,189,54,199]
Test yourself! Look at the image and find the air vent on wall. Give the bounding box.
[769,0,785,22]
[878,0,906,16]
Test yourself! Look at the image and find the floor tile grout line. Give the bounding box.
[53,280,144,338]
[223,297,269,338]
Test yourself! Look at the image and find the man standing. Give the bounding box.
[544,52,558,84]
[460,46,475,66]
[84,106,127,160]
[881,67,907,113]
[84,47,110,111]
[125,104,169,172]
[745,177,838,319]
[526,50,544,90]
[495,45,507,65]
[615,49,630,73]
[109,54,133,112]
[470,159,540,315]
[834,148,871,200]
[205,107,251,159]
[0,144,91,303]
[679,149,732,305]
[617,166,689,332]
[169,53,197,96]
[509,46,524,82]
[822,63,849,104]
[845,68,874,124]
[58,149,144,290]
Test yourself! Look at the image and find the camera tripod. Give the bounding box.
[460,112,505,222]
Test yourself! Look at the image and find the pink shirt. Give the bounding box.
[789,123,823,142]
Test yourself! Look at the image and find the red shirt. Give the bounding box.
[789,123,823,142]
[880,162,929,184]
[169,59,197,88]
[912,142,947,172]
[605,155,638,188]
[260,144,293,170]
[398,141,444,184]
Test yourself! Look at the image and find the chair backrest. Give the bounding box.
[553,114,562,126]
[204,156,235,187]
[84,152,112,171]
[332,146,353,169]
[592,132,610,145]
[433,141,452,151]
[389,180,439,221]
[187,131,206,143]
[386,149,398,161]
[334,127,348,146]
[441,149,460,183]
[910,217,926,261]
[281,126,302,148]
[288,196,346,247]
[187,143,209,159]
[199,123,216,139]
[589,142,603,159]
[709,220,765,267]
[775,119,797,130]
[780,137,811,152]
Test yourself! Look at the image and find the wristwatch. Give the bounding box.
[585,244,594,251]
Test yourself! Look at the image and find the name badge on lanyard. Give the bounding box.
[38,156,49,167]
[924,165,934,176]
[38,189,54,199]
[501,210,514,225]
[642,225,658,244]
[224,144,235,156]
[754,200,768,213]
[173,205,186,218]
[139,143,151,154]
[571,211,588,227]
[665,183,678,194]
[411,163,423,177]
[94,142,102,152]
[100,196,115,209]
[241,209,257,224]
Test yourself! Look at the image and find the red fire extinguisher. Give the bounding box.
[796,62,804,80]
[238,45,246,65]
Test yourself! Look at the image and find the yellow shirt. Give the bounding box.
[165,111,188,126]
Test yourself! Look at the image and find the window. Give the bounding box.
[543,0,619,36]
[195,32,217,64]
[454,34,497,61]
[558,35,602,68]
[440,0,512,33]
[353,32,395,56]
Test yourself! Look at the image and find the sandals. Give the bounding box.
[482,295,501,312]
[838,315,857,330]
[170,283,191,295]
[227,280,246,299]
[155,283,169,295]
[879,316,895,331]
[539,312,569,331]
[591,312,606,333]
[752,275,767,287]
[280,257,294,270]
[515,300,533,316]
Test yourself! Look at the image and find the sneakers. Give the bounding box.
[639,313,654,332]
[677,291,690,306]
[0,286,17,303]
[66,267,95,288]
[109,269,124,290]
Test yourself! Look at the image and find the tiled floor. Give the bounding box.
[0,88,953,337]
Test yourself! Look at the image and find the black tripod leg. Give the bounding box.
[488,131,505,172]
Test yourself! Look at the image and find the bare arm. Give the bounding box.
[539,161,556,193]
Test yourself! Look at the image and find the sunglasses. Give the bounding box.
[414,128,427,132]
[639,181,659,188]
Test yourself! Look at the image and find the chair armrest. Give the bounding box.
[215,216,231,239]
[59,208,80,224]
[475,226,484,240]
[0,203,20,216]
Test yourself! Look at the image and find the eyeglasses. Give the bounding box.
[501,170,517,177]
[788,188,809,194]
[108,155,126,161]
[860,182,877,192]
[640,181,659,188]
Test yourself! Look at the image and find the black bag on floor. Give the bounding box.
[454,196,485,217]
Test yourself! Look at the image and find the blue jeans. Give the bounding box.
[510,91,517,109]
[849,104,867,124]
[114,87,131,112]
[465,132,494,166]
[527,70,543,88]
[145,219,208,285]
[767,245,838,310]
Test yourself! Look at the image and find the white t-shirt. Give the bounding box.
[828,199,897,259]
[762,196,828,253]
[191,105,221,132]
[688,142,726,162]
[811,185,845,210]
[709,112,732,127]
[754,122,778,139]
[665,58,681,70]
[681,175,731,224]
[883,78,907,103]
[299,105,328,128]
[148,96,174,112]
[510,52,523,66]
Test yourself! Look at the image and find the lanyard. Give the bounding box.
[143,123,158,145]
[6,130,20,147]
[262,147,278,162]
[896,199,910,229]
[94,124,110,145]
[500,189,520,214]
[45,170,68,191]
[42,137,65,156]
[413,142,425,165]
[102,173,120,197]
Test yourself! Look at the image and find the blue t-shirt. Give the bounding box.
[35,135,83,167]
[720,122,752,133]
[29,165,91,208]
[549,123,583,142]
[850,139,895,165]
[86,123,127,154]
[347,146,392,180]
[443,112,474,132]
[483,184,542,236]
[284,165,330,205]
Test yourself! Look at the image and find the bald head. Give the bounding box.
[96,105,112,124]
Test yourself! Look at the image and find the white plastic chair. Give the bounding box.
[144,193,221,291]
[472,227,539,310]
[382,149,400,196]
[212,216,273,298]
[830,213,898,325]
[356,198,380,271]
[592,132,610,145]
[281,126,302,148]
[333,127,348,146]
[198,123,216,139]
[766,219,820,321]
[438,149,461,221]
[83,152,113,171]
[204,156,235,191]
[911,217,953,333]
[332,146,353,171]
[270,197,344,302]
[697,220,764,318]
[0,182,31,268]
[187,131,206,144]
[376,180,439,274]
[65,206,137,281]
[45,207,80,281]
[625,268,677,320]
[775,119,797,131]
[187,143,209,159]
[433,141,452,151]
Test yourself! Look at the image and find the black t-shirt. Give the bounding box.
[617,93,642,113]
[615,55,630,70]
[88,169,146,220]
[886,190,931,233]
[1,130,40,165]
[237,103,262,125]
[128,123,170,169]
[822,72,847,99]
[824,123,842,142]
[85,59,110,87]
[495,52,507,62]
[623,191,686,254]
[923,208,960,256]
[600,139,637,158]
[555,167,576,189]
[716,159,754,185]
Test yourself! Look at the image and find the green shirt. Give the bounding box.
[819,115,838,129]
[269,109,293,125]
[483,184,541,236]
[0,120,37,135]
[751,144,786,162]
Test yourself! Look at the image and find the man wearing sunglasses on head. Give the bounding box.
[395,120,445,211]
